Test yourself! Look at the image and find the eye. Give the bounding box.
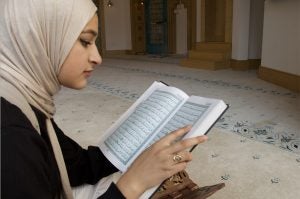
[80,39,91,48]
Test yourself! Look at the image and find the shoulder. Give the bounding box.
[1,97,48,146]
[1,97,36,130]
[1,97,48,155]
[1,97,49,154]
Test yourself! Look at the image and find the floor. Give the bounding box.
[54,57,300,199]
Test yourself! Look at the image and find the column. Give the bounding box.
[231,0,251,60]
[174,3,188,55]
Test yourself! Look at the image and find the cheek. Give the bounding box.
[58,42,88,88]
[58,62,87,89]
[65,48,86,68]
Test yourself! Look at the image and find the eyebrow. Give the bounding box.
[81,29,98,37]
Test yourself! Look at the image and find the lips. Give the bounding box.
[83,70,93,77]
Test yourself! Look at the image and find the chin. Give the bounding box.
[73,86,86,90]
[74,83,87,90]
[65,81,87,90]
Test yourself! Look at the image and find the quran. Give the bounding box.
[98,81,228,198]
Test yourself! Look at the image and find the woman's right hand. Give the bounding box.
[116,125,208,199]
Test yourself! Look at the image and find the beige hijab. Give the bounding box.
[0,0,97,198]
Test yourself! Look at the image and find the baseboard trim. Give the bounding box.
[258,66,300,92]
[230,59,260,70]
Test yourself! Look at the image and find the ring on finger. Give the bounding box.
[173,154,183,163]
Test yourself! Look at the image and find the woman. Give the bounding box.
[0,0,207,198]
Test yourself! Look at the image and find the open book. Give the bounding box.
[98,81,228,198]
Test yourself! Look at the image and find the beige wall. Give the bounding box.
[261,0,300,75]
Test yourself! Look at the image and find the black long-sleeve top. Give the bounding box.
[1,97,126,198]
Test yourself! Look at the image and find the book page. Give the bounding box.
[149,96,227,145]
[99,81,189,171]
[183,96,227,139]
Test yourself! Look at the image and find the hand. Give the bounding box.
[116,126,208,199]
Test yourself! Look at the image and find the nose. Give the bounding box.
[89,44,102,66]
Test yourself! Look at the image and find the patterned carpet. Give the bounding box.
[54,58,300,199]
[89,58,300,154]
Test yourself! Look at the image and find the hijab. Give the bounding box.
[0,0,97,198]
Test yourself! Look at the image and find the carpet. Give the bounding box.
[54,58,300,199]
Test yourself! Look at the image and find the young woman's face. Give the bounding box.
[58,15,101,89]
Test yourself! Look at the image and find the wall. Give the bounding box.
[104,0,132,50]
[261,0,300,75]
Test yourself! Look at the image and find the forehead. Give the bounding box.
[82,15,98,33]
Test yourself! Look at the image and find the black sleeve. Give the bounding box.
[1,99,61,199]
[51,120,119,186]
[97,183,126,199]
[51,120,126,198]
[2,127,59,198]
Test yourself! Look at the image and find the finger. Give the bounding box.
[159,125,192,145]
[166,135,208,154]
